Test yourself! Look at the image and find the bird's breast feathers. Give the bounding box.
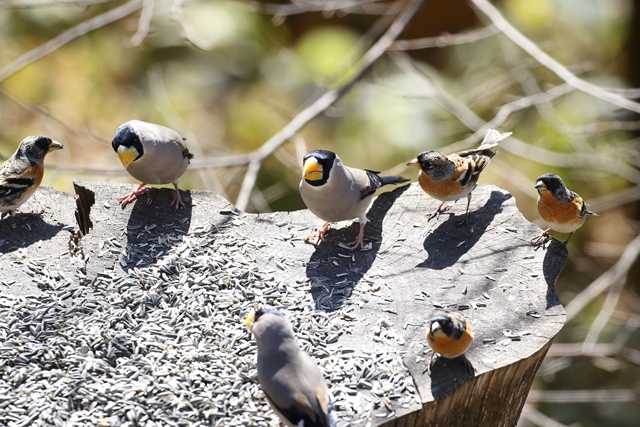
[126,141,189,184]
[299,173,370,223]
[417,166,475,202]
[537,192,585,233]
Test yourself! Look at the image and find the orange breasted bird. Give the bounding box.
[0,136,63,219]
[407,129,511,223]
[532,173,596,249]
[426,312,474,372]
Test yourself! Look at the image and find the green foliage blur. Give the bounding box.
[1,1,639,426]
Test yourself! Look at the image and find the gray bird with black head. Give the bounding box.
[245,308,337,427]
[112,120,193,209]
[299,149,409,250]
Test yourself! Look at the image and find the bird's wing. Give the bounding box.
[0,160,39,202]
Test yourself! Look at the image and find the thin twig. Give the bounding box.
[171,0,212,51]
[0,0,144,82]
[565,233,640,322]
[0,0,111,9]
[469,0,640,114]
[526,389,638,403]
[389,25,500,50]
[234,0,424,210]
[235,0,392,17]
[521,404,570,427]
[130,0,155,47]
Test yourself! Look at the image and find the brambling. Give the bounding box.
[407,129,512,223]
[112,120,193,209]
[0,136,63,218]
[426,312,474,373]
[245,308,337,427]
[299,150,409,250]
[532,173,597,249]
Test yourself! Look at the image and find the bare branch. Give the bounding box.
[469,0,640,115]
[521,404,570,427]
[130,0,155,47]
[171,0,213,51]
[0,0,144,83]
[389,25,500,50]
[565,233,640,322]
[234,0,424,211]
[0,0,111,9]
[526,389,638,403]
[234,0,392,17]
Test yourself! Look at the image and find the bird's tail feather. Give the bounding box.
[478,128,512,149]
[379,175,410,187]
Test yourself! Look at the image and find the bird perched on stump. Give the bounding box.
[112,120,193,209]
[299,149,409,250]
[407,129,511,223]
[426,312,474,374]
[532,173,596,249]
[244,308,337,427]
[0,136,63,219]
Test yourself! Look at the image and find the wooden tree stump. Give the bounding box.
[0,180,567,427]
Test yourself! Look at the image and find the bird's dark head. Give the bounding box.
[407,151,451,180]
[427,313,466,340]
[112,123,143,168]
[17,136,63,163]
[302,150,337,187]
[535,173,570,200]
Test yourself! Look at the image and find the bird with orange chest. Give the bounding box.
[0,136,63,219]
[406,129,511,224]
[426,312,474,374]
[532,173,597,249]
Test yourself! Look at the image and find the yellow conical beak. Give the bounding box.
[48,141,64,151]
[244,312,256,329]
[303,157,323,181]
[117,145,139,169]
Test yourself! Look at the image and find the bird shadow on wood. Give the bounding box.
[542,239,568,310]
[0,215,63,254]
[305,185,410,311]
[417,191,511,270]
[122,188,193,271]
[429,356,476,399]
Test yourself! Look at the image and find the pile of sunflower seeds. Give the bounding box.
[0,220,418,426]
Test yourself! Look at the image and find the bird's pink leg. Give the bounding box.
[532,228,551,249]
[347,222,366,251]
[304,222,331,246]
[170,183,185,209]
[458,193,472,225]
[118,183,149,208]
[427,201,450,221]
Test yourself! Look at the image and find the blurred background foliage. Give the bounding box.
[1,0,639,426]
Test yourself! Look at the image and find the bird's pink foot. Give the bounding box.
[118,184,149,208]
[171,185,185,209]
[427,202,450,221]
[304,222,330,246]
[347,223,367,251]
[532,229,551,250]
